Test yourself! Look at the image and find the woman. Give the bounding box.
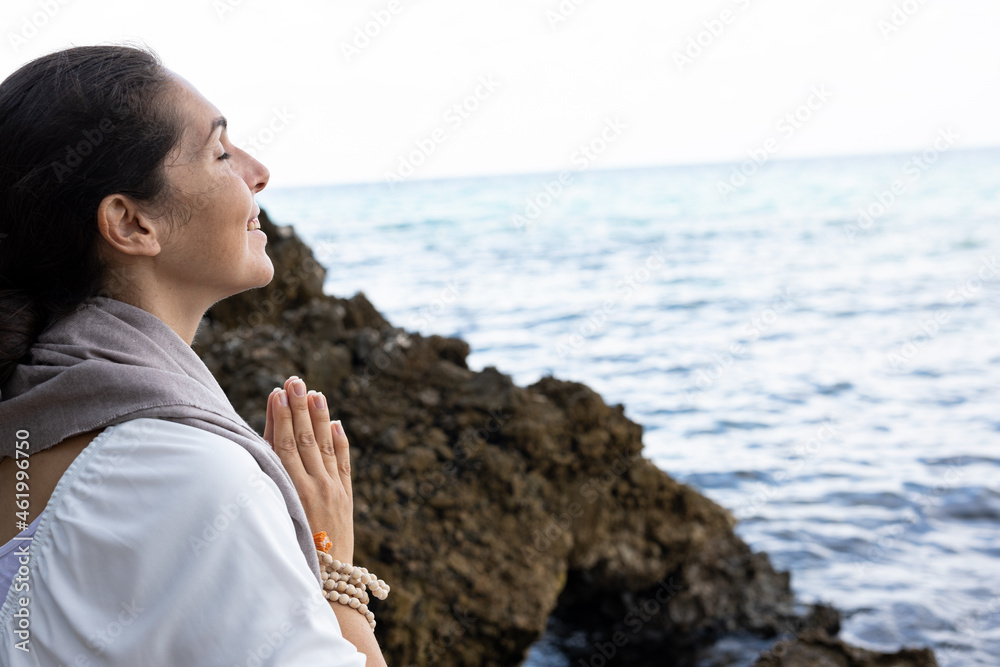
[0,45,387,665]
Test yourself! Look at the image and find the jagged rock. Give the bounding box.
[753,628,938,667]
[192,210,936,666]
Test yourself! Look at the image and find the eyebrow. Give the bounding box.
[206,116,227,144]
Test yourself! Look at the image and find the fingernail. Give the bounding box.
[278,390,288,407]
[311,393,326,410]
[291,380,306,397]
[333,420,344,436]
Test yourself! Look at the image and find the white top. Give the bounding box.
[0,418,366,666]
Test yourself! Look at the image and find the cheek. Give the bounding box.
[222,174,254,222]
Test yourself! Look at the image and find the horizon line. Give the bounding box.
[263,144,1000,192]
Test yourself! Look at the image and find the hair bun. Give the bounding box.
[0,288,45,386]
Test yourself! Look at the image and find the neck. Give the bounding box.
[110,280,212,346]
[145,300,204,346]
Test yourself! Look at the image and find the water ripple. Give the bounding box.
[259,150,1000,665]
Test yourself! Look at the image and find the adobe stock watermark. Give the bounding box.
[239,108,294,158]
[348,278,462,393]
[851,459,965,575]
[213,0,250,20]
[187,469,278,555]
[235,592,332,667]
[187,492,258,555]
[878,0,929,40]
[673,0,756,73]
[928,594,1000,667]
[683,288,795,405]
[50,118,115,183]
[886,254,998,370]
[421,608,477,665]
[83,600,145,659]
[577,578,685,667]
[717,85,833,199]
[229,243,325,340]
[347,331,410,395]
[8,0,72,53]
[511,116,628,230]
[10,428,31,653]
[843,127,960,243]
[341,0,414,63]
[393,410,509,524]
[521,451,640,565]
[384,75,501,189]
[756,615,831,663]
[407,279,462,331]
[732,418,840,520]
[952,594,1000,645]
[555,245,668,358]
[545,0,588,30]
[237,620,297,667]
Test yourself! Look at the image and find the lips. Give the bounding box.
[247,206,261,231]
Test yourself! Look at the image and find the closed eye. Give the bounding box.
[218,152,231,160]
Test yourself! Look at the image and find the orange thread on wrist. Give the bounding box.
[313,531,333,553]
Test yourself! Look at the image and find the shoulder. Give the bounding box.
[88,417,260,471]
[2,418,366,665]
[36,417,286,563]
[68,418,276,503]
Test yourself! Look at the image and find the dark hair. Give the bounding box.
[0,45,182,385]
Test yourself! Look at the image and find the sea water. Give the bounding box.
[258,148,1000,665]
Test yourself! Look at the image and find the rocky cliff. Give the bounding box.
[192,210,937,666]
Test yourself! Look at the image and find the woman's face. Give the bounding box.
[148,72,273,307]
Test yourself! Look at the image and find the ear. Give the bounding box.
[96,194,163,258]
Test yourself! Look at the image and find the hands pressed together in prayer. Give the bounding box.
[263,376,354,565]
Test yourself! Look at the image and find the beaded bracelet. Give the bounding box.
[313,532,390,630]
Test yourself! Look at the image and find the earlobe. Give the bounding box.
[96,194,162,258]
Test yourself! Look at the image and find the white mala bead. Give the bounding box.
[316,551,388,631]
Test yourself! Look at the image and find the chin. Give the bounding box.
[251,257,275,288]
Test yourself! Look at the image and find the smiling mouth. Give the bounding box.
[247,204,262,231]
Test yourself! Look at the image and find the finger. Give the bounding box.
[270,388,307,481]
[306,390,338,479]
[284,376,326,477]
[331,420,353,498]
[263,387,279,446]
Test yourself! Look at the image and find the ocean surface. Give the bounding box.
[258,148,1000,666]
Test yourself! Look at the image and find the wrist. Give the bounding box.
[311,530,353,564]
[314,531,388,630]
[313,531,352,564]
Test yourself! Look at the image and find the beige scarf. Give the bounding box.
[0,295,321,582]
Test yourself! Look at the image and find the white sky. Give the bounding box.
[1,0,997,188]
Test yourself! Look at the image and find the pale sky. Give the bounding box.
[1,0,996,188]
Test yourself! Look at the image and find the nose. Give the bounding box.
[245,153,270,194]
